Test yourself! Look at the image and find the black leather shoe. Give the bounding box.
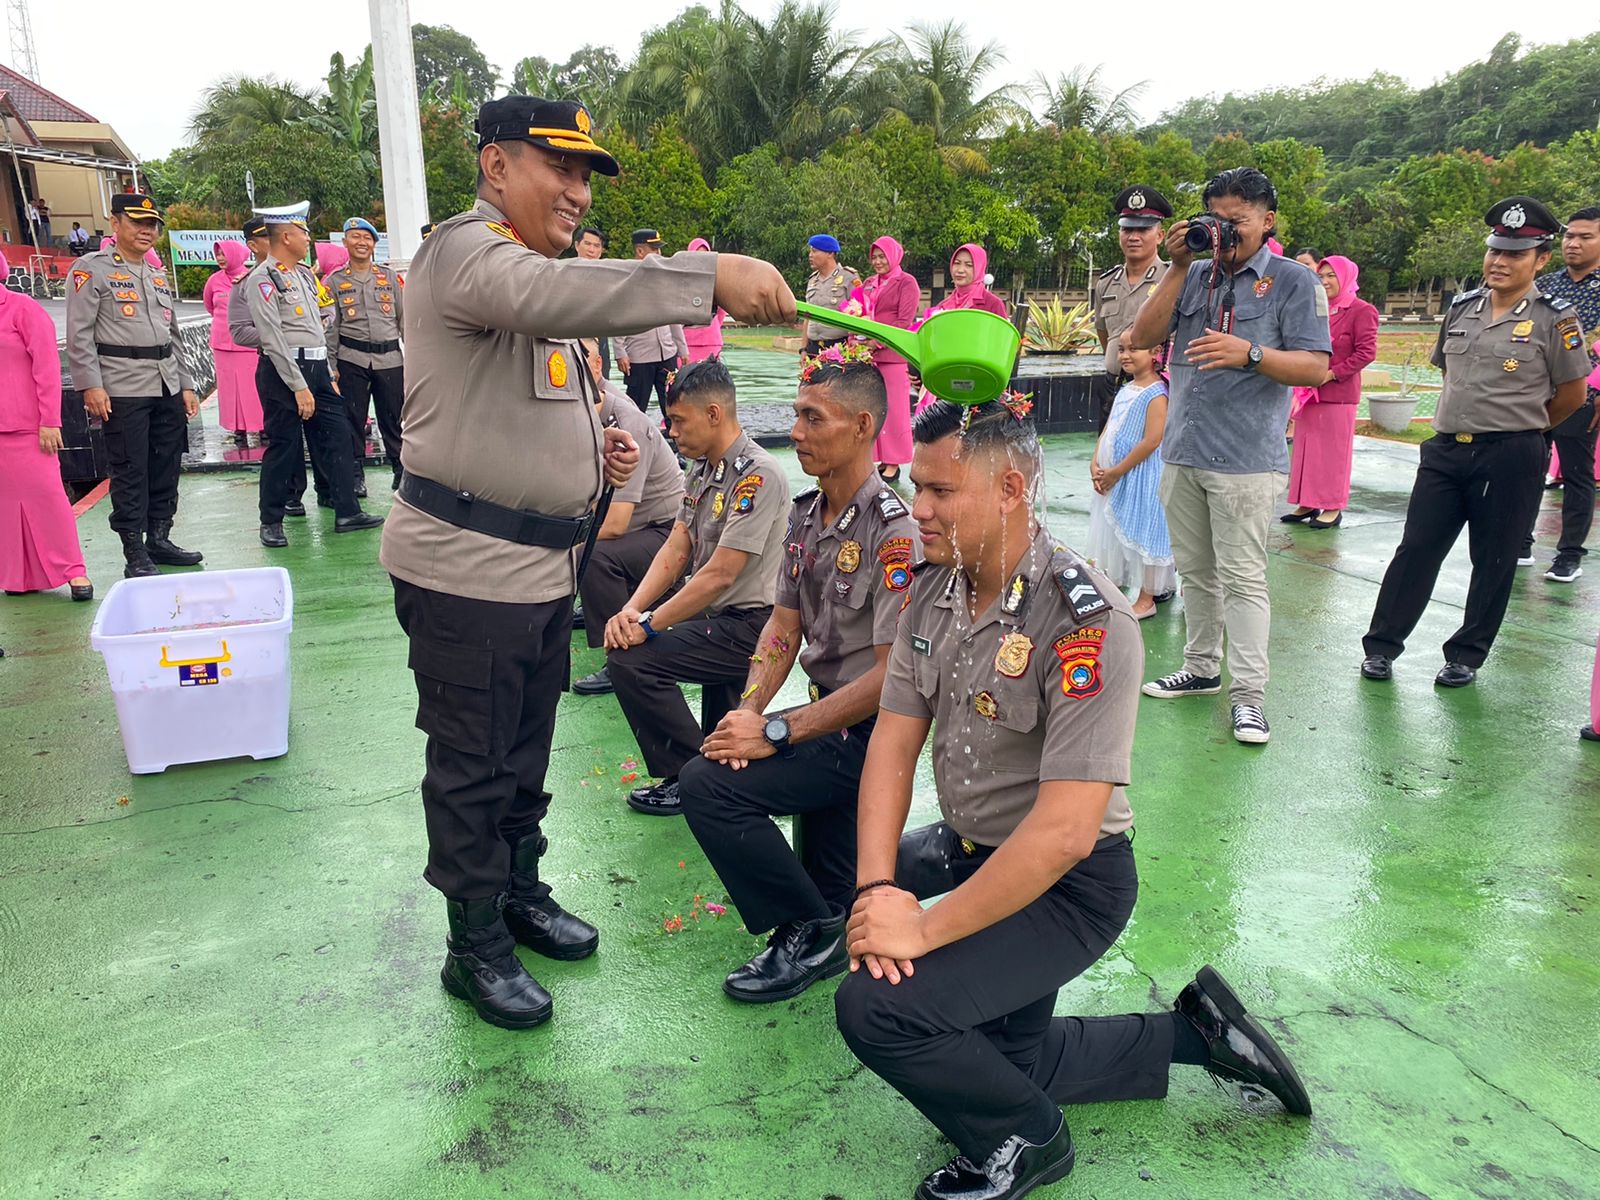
[1581,725,1600,742]
[572,667,613,695]
[724,909,847,1003]
[1152,590,1175,604]
[1360,654,1393,681]
[627,778,681,815]
[1175,964,1312,1116]
[1306,511,1343,530]
[282,500,307,517]
[915,1117,1075,1200]
[70,583,94,602]
[440,895,553,1029]
[570,605,586,631]
[353,478,368,499]
[1435,662,1476,688]
[119,531,159,578]
[1279,509,1319,524]
[145,520,204,566]
[259,522,288,548]
[502,831,599,961]
[334,512,385,533]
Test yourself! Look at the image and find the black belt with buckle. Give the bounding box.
[398,473,594,549]
[340,335,402,355]
[96,343,172,361]
[1435,430,1542,445]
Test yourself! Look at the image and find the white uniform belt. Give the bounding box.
[293,345,328,361]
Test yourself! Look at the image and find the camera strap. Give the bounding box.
[1218,279,1236,335]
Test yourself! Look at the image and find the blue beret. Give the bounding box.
[808,234,840,254]
[343,217,379,238]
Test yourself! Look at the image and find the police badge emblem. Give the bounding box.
[836,541,861,573]
[994,633,1033,678]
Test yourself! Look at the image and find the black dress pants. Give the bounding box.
[392,577,572,899]
[623,359,673,413]
[101,389,187,536]
[607,607,770,779]
[256,358,358,524]
[836,832,1181,1163]
[1364,432,1545,668]
[575,525,672,650]
[338,359,406,483]
[678,714,870,933]
[1523,399,1597,559]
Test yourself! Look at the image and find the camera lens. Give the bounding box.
[1183,217,1216,254]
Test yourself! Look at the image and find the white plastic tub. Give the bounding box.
[89,567,294,774]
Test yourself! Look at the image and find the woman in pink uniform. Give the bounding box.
[0,248,91,601]
[682,238,727,361]
[913,242,1009,414]
[861,235,919,481]
[1283,255,1378,529]
[202,240,262,444]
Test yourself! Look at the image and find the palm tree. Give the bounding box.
[308,51,379,178]
[880,20,1027,168]
[1031,66,1147,134]
[188,76,321,145]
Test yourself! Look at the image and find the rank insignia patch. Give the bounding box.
[995,632,1033,679]
[1053,627,1106,700]
[879,537,913,591]
[486,221,524,245]
[836,540,861,573]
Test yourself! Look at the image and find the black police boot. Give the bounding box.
[334,512,385,533]
[572,666,613,695]
[283,500,307,517]
[440,895,553,1029]
[119,530,159,578]
[915,1116,1075,1200]
[1435,662,1476,688]
[502,831,599,961]
[145,520,204,566]
[724,908,847,1003]
[1175,964,1312,1116]
[1360,654,1393,681]
[259,522,288,548]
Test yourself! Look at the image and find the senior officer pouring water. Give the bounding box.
[382,95,795,1031]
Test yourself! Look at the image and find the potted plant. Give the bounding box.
[1367,347,1426,433]
[1024,297,1099,355]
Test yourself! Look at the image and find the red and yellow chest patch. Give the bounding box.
[878,537,913,591]
[1053,626,1105,700]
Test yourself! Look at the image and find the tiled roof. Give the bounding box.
[0,65,97,123]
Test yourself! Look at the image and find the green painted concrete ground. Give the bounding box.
[3,435,1598,1200]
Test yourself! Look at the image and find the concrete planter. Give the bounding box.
[1367,392,1421,433]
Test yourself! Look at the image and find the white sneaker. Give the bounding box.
[1231,704,1270,744]
[1516,552,1536,567]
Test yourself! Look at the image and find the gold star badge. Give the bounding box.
[1502,358,1518,373]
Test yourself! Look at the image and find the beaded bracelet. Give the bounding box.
[853,878,898,902]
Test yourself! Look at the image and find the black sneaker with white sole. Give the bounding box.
[1231,704,1270,744]
[1142,669,1222,698]
[1545,557,1583,583]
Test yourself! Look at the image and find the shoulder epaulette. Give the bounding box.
[792,485,820,504]
[733,454,755,474]
[877,489,909,520]
[1051,546,1111,623]
[1537,293,1574,312]
[1451,288,1484,306]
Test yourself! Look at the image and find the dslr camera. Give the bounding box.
[1184,214,1239,255]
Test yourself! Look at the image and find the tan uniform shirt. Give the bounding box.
[1093,259,1170,374]
[1431,287,1592,434]
[613,322,687,365]
[805,263,863,341]
[65,248,194,395]
[879,527,1141,846]
[380,199,717,604]
[679,429,789,612]
[774,476,918,693]
[245,258,334,392]
[325,263,405,370]
[227,269,263,349]
[600,384,683,531]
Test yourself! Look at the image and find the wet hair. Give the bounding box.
[1203,167,1278,212]
[576,227,608,248]
[664,355,736,413]
[913,399,1042,479]
[799,361,888,435]
[1568,207,1600,225]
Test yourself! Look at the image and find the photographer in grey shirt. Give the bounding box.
[1127,168,1330,745]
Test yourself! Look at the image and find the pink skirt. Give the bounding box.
[684,336,722,363]
[215,347,264,433]
[1287,401,1358,510]
[0,430,86,590]
[874,360,913,466]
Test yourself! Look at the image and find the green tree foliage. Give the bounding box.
[198,125,373,229]
[409,24,498,109]
[187,76,319,145]
[588,123,715,254]
[419,103,478,222]
[879,21,1026,163]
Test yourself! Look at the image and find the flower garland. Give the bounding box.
[799,340,877,383]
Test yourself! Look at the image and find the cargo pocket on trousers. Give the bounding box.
[408,637,494,756]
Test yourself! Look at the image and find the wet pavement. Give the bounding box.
[2,429,1597,1199]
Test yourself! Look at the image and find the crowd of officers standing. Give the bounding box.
[59,86,1596,1200]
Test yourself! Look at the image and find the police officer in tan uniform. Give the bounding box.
[1363,197,1592,688]
[803,234,861,355]
[572,339,686,696]
[1092,186,1173,428]
[246,210,383,547]
[677,348,915,1003]
[66,192,204,577]
[614,229,688,412]
[603,358,790,816]
[325,216,405,492]
[837,398,1312,1200]
[384,95,795,1030]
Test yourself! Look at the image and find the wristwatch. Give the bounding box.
[639,610,660,640]
[1244,342,1264,371]
[763,714,795,758]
